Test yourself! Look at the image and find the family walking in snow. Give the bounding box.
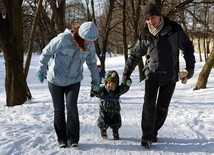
[37,2,195,149]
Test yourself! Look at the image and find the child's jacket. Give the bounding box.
[93,83,130,116]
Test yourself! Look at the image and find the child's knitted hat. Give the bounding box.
[105,70,119,85]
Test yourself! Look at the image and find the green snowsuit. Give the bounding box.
[93,84,130,130]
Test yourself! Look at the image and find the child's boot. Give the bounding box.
[101,129,107,139]
[113,128,119,140]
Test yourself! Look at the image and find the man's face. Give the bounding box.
[145,15,161,28]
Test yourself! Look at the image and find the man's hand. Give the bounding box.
[178,69,188,84]
[186,64,195,79]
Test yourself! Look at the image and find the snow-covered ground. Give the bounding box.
[0,53,214,155]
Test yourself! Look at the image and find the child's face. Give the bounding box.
[106,81,117,91]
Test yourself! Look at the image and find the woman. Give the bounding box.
[37,22,100,148]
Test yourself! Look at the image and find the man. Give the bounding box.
[122,3,195,148]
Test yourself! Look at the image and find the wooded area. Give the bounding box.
[0,0,213,106]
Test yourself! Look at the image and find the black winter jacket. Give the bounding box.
[92,84,130,115]
[123,16,195,85]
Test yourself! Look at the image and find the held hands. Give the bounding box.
[125,78,132,87]
[123,76,132,87]
[91,84,100,94]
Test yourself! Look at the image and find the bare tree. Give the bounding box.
[194,49,214,90]
[0,0,30,106]
[95,0,116,71]
[129,0,144,81]
[85,0,92,20]
[24,0,43,79]
[47,0,65,34]
[122,0,128,60]
[65,1,87,24]
[166,0,194,17]
[22,0,56,53]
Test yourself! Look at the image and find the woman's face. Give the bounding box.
[145,15,161,28]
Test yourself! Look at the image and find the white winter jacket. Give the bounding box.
[37,29,100,86]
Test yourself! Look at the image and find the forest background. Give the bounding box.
[0,0,214,107]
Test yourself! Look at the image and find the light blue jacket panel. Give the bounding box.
[37,29,100,86]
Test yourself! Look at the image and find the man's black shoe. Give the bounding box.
[58,140,67,148]
[153,136,158,142]
[141,140,151,149]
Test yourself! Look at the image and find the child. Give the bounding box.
[91,70,131,140]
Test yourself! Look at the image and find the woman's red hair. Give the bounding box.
[71,23,86,52]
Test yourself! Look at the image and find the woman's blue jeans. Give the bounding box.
[48,82,80,144]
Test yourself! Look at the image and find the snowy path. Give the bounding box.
[0,54,214,155]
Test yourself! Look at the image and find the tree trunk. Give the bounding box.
[48,0,65,34]
[24,0,43,100]
[130,0,144,81]
[4,46,28,106]
[198,38,202,62]
[194,50,214,90]
[122,0,128,61]
[95,0,115,71]
[24,0,43,78]
[0,0,29,106]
